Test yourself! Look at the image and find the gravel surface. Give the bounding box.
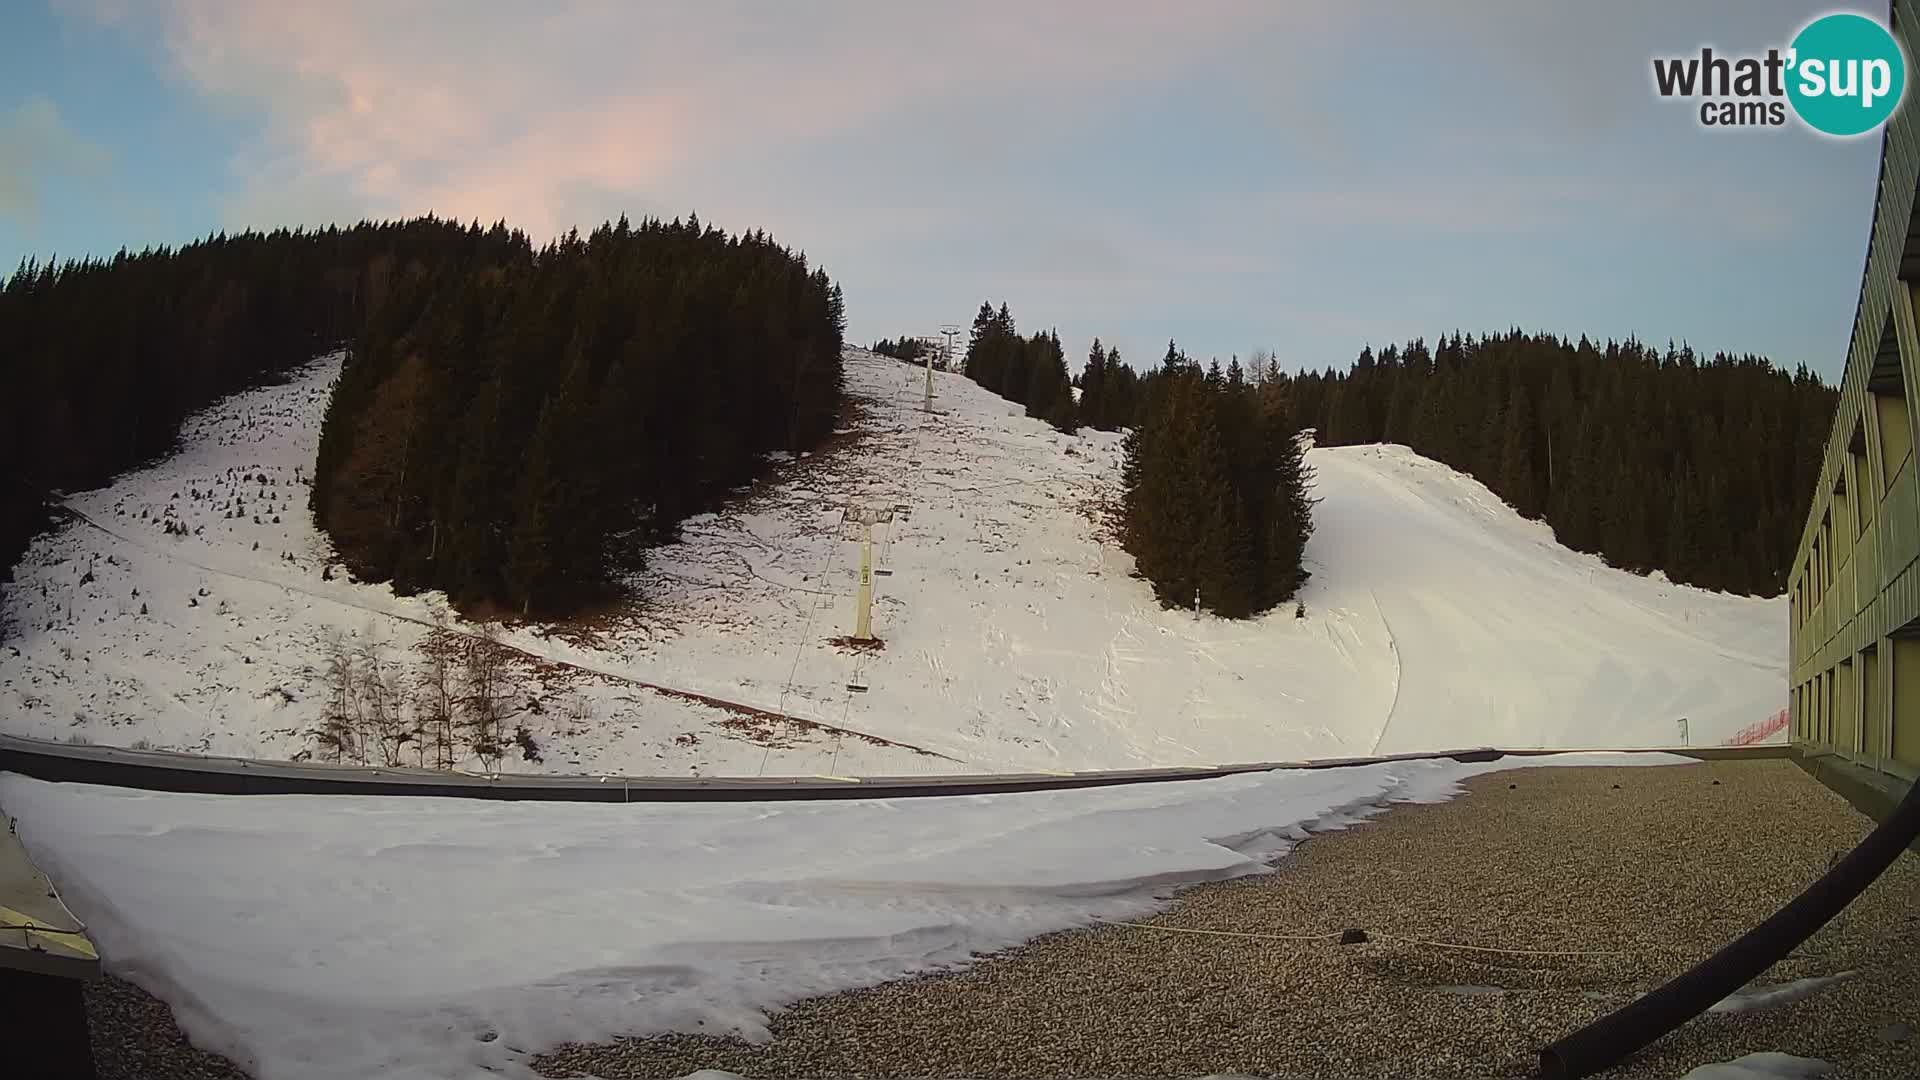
[85,974,253,1080]
[532,759,1920,1080]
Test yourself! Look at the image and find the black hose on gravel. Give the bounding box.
[1538,773,1920,1078]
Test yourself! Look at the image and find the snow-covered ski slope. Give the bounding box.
[0,347,1785,774]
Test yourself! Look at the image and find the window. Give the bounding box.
[1870,316,1912,491]
[1850,422,1874,537]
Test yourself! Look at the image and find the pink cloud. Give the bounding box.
[68,0,1317,239]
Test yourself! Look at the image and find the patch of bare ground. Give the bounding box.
[825,635,885,654]
[513,389,885,652]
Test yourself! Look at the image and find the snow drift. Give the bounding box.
[0,752,1692,1080]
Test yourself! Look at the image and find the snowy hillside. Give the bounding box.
[0,347,1786,774]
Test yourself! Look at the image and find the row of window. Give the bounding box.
[1791,319,1916,635]
[1792,633,1920,772]
[1793,665,1839,746]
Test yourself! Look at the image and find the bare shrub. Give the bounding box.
[512,724,543,764]
[315,630,362,763]
[461,625,513,773]
[416,611,460,770]
[555,688,593,731]
[359,637,413,766]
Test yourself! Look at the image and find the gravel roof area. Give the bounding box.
[72,758,1918,1079]
[532,758,1920,1080]
[86,974,252,1080]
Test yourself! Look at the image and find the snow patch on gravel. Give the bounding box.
[1708,972,1856,1014]
[1678,1051,1832,1078]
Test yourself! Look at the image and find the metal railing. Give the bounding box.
[0,732,1791,803]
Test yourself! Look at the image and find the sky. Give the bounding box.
[0,1,1889,381]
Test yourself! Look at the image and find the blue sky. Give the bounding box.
[0,1,1888,381]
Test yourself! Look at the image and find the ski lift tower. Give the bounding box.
[843,502,896,641]
[932,324,961,411]
[921,335,938,413]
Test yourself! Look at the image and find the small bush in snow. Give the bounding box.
[513,725,543,764]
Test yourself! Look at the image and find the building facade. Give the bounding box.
[1789,0,1920,813]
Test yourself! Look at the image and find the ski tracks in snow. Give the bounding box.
[1366,587,1404,755]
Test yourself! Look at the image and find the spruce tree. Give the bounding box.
[1499,378,1540,517]
[965,301,1001,391]
[1287,327,1829,595]
[1119,364,1316,618]
[1023,331,1062,419]
[1664,468,1697,584]
[1046,390,1078,433]
[1081,338,1109,429]
[1258,393,1315,606]
[507,398,564,615]
[1123,377,1205,606]
[1197,490,1256,617]
[1107,347,1137,428]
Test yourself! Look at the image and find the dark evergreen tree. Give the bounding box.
[304,214,845,614]
[1262,412,1316,603]
[961,306,1087,433]
[1024,330,1075,432]
[1081,337,1111,430]
[1120,345,1316,618]
[1,217,536,613]
[1121,393,1199,605]
[1499,377,1541,517]
[871,336,930,363]
[506,396,566,615]
[1106,346,1141,429]
[963,301,1025,398]
[1284,329,1835,596]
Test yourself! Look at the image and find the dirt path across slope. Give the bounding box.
[50,502,959,762]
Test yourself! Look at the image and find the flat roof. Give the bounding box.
[531,758,1920,1080]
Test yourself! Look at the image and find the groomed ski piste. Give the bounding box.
[0,347,1785,777]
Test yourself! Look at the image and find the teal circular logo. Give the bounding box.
[1787,13,1906,136]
